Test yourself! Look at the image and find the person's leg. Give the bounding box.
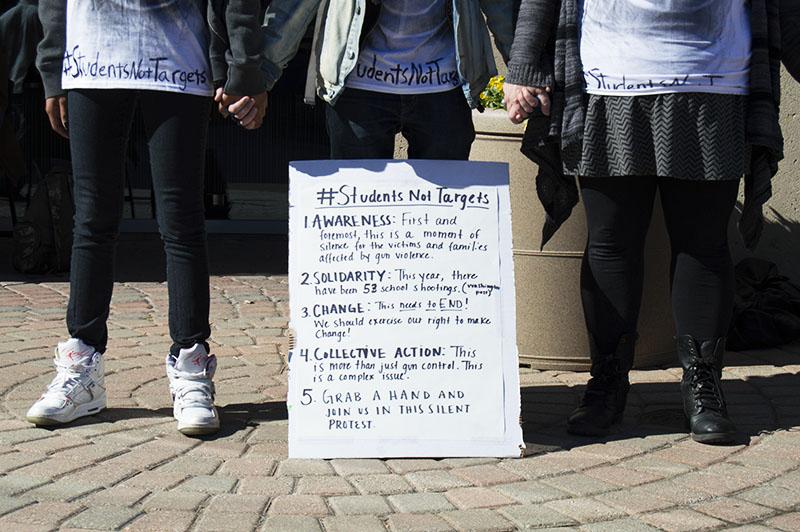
[579,176,657,352]
[66,90,136,352]
[138,90,217,436]
[325,88,400,158]
[567,175,657,435]
[659,177,739,443]
[27,89,136,426]
[402,88,475,160]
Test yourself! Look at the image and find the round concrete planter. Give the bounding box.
[470,109,676,371]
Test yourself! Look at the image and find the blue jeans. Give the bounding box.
[325,87,475,159]
[67,89,211,356]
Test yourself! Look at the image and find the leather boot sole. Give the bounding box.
[691,431,736,444]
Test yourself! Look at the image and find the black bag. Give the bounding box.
[12,167,74,274]
[728,258,800,351]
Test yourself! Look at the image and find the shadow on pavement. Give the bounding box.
[0,233,289,282]
[519,365,800,453]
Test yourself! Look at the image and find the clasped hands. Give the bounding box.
[502,83,551,123]
[214,88,268,130]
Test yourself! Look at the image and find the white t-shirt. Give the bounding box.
[62,0,212,96]
[346,0,460,94]
[579,0,751,96]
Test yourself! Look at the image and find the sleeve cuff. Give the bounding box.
[506,62,554,89]
[40,70,64,99]
[224,64,268,96]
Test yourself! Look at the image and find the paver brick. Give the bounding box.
[405,470,472,492]
[498,504,577,529]
[444,487,515,509]
[205,493,270,514]
[388,492,455,513]
[268,494,329,517]
[295,475,356,496]
[195,510,261,531]
[541,473,620,497]
[737,484,800,511]
[24,478,103,502]
[216,456,277,477]
[350,474,415,495]
[237,476,294,496]
[766,512,800,532]
[451,465,525,487]
[141,491,208,512]
[123,510,196,532]
[0,501,82,528]
[85,486,150,507]
[63,505,142,530]
[544,496,628,523]
[328,494,391,515]
[173,474,236,494]
[322,515,386,532]
[639,509,726,531]
[385,459,447,474]
[330,459,390,476]
[260,515,322,532]
[439,509,515,531]
[386,512,454,532]
[692,497,775,524]
[495,480,570,503]
[274,459,334,476]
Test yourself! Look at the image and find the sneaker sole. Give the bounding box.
[178,422,220,436]
[27,396,107,426]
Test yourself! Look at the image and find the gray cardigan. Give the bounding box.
[508,0,800,251]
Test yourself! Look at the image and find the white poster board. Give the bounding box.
[288,160,523,458]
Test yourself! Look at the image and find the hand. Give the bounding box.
[503,82,551,122]
[45,96,69,139]
[215,88,268,130]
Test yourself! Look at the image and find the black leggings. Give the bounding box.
[579,176,739,354]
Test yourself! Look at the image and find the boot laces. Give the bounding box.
[582,361,623,405]
[689,362,724,414]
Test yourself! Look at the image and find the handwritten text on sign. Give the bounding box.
[288,161,523,458]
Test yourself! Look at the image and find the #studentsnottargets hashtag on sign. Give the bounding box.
[287,160,523,458]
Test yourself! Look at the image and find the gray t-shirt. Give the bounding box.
[346,0,460,94]
[62,0,212,96]
[579,0,750,95]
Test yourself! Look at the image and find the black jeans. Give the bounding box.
[67,89,211,356]
[579,176,739,354]
[325,87,475,159]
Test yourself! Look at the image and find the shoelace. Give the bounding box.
[44,355,91,400]
[170,370,215,409]
[688,362,724,414]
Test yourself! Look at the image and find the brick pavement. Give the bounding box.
[0,277,798,531]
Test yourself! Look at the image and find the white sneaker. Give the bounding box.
[166,344,220,436]
[27,338,106,426]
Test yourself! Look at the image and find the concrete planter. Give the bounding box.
[469,109,676,370]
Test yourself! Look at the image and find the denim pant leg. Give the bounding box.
[325,88,400,158]
[66,89,137,353]
[402,88,475,160]
[138,91,211,356]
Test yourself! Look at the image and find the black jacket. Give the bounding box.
[36,0,266,99]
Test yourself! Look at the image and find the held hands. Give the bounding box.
[503,82,551,124]
[45,96,69,139]
[214,87,268,130]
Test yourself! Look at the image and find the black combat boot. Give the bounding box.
[677,335,737,444]
[567,333,637,436]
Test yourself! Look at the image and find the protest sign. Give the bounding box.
[288,160,523,458]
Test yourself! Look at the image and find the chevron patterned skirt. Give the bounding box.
[569,93,746,180]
